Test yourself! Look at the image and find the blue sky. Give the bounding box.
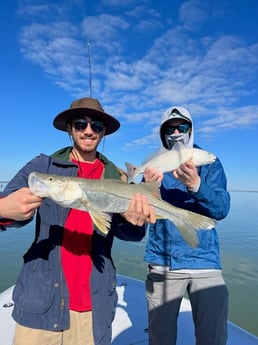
[1,0,258,190]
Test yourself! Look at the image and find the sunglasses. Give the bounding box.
[165,123,191,135]
[71,119,105,133]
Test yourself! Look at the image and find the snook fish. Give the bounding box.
[28,172,216,248]
[125,147,216,183]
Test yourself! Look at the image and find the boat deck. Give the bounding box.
[1,275,258,345]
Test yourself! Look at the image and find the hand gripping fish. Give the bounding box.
[28,172,216,248]
[125,147,216,183]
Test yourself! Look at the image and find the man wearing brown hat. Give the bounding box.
[0,97,155,345]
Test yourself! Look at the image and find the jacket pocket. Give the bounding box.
[13,259,54,314]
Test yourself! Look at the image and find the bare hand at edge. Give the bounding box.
[0,187,43,221]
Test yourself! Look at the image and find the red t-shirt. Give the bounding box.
[61,159,104,311]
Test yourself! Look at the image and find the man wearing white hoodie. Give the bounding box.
[143,106,230,345]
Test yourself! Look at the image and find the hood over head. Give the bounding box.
[160,106,194,149]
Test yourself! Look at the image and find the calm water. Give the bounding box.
[0,191,257,336]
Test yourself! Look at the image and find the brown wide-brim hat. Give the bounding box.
[53,97,120,135]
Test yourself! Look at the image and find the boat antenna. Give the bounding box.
[87,41,93,98]
[87,41,106,153]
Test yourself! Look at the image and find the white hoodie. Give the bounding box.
[159,106,194,150]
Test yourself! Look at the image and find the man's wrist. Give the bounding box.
[187,178,201,193]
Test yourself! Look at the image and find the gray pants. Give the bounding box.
[146,268,228,345]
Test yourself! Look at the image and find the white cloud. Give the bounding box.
[179,0,209,28]
[82,14,129,42]
[16,0,258,142]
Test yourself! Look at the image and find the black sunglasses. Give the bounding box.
[71,119,105,133]
[165,123,191,135]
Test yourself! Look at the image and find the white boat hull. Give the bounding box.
[1,275,258,345]
[113,275,258,345]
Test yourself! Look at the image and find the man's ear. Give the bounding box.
[100,129,106,137]
[66,123,72,135]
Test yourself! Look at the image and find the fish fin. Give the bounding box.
[88,207,112,235]
[125,162,137,184]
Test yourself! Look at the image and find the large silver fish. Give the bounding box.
[125,147,216,183]
[28,172,216,248]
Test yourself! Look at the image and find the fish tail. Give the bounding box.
[125,162,137,184]
[174,212,216,247]
[185,212,216,231]
[172,220,199,248]
[157,209,216,248]
[155,213,198,247]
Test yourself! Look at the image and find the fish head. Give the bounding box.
[200,150,216,164]
[191,149,216,165]
[28,172,83,206]
[28,172,68,198]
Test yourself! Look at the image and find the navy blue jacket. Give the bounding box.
[0,147,145,345]
[144,146,230,269]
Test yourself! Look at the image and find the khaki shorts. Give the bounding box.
[13,310,94,345]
